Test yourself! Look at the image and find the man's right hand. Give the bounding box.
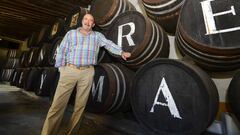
[121,51,131,60]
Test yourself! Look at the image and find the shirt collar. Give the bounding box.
[77,27,94,35]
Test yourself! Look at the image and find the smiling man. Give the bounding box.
[41,13,131,135]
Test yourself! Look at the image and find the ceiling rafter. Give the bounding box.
[0,0,91,41]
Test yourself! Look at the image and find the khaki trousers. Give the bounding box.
[41,66,94,135]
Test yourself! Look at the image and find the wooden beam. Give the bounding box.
[1,0,70,17]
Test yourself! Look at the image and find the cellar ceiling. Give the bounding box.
[0,0,90,41]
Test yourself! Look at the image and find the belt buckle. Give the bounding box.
[67,63,91,70]
[78,66,90,70]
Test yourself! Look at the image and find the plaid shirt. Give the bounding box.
[55,28,122,67]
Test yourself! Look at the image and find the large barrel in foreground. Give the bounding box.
[131,59,219,135]
[227,71,240,122]
[107,11,169,69]
[176,0,240,71]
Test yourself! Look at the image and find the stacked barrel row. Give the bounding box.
[89,0,239,134]
[9,6,91,97]
[0,49,21,82]
[3,1,94,94]
[19,1,228,135]
[6,0,239,134]
[172,0,240,127]
[10,67,59,96]
[11,6,122,97]
[86,1,222,135]
[90,0,171,69]
[8,1,130,97]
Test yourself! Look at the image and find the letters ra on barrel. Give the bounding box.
[107,11,169,69]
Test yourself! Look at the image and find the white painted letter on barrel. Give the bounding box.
[118,22,136,47]
[40,74,47,89]
[18,72,24,84]
[201,0,240,35]
[91,76,105,102]
[13,72,17,82]
[150,77,182,119]
[29,51,34,63]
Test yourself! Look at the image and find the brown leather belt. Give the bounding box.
[66,63,92,70]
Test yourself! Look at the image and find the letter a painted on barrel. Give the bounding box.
[150,77,182,119]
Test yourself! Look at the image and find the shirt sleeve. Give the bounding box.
[96,32,122,56]
[55,31,70,68]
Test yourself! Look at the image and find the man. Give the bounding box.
[41,13,131,135]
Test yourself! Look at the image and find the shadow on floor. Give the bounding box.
[0,85,134,135]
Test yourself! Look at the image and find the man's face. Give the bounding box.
[82,14,95,31]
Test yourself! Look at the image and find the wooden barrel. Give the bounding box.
[8,49,17,58]
[26,48,40,67]
[36,25,52,45]
[17,68,31,88]
[27,32,39,48]
[10,68,22,86]
[35,37,63,67]
[9,69,17,85]
[7,69,15,82]
[4,58,19,69]
[176,0,240,71]
[86,63,134,113]
[107,11,169,69]
[16,69,24,88]
[27,25,52,48]
[48,37,63,66]
[7,49,16,58]
[141,0,184,35]
[0,69,4,82]
[7,49,21,58]
[1,69,14,82]
[97,48,117,64]
[90,0,135,31]
[48,18,66,41]
[2,69,9,81]
[35,42,52,67]
[35,67,59,96]
[24,68,44,91]
[131,58,219,135]
[64,7,88,32]
[227,71,240,121]
[19,51,29,67]
[0,49,9,70]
